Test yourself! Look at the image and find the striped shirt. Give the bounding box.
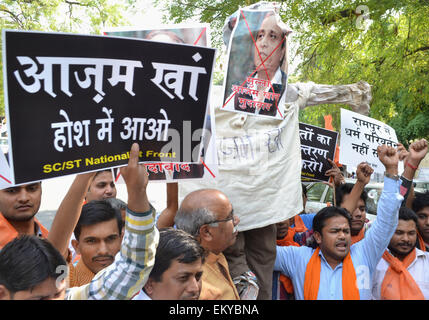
[66,205,159,300]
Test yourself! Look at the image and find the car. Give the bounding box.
[304,179,384,223]
[414,180,429,194]
[0,137,9,154]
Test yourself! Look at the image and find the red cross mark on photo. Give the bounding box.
[222,10,287,119]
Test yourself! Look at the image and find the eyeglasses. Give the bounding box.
[206,210,235,226]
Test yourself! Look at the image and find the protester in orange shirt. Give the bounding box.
[0,182,48,250]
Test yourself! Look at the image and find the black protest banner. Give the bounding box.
[299,123,338,182]
[3,30,215,184]
[104,26,217,182]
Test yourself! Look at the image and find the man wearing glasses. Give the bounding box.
[174,189,241,300]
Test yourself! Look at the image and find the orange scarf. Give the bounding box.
[351,228,365,244]
[276,215,307,295]
[277,215,307,247]
[304,247,360,300]
[417,232,427,252]
[277,237,300,294]
[380,249,425,300]
[0,213,48,249]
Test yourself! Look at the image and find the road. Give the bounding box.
[36,174,167,230]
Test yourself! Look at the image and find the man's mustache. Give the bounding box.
[92,255,114,262]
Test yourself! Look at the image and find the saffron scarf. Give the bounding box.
[276,215,307,247]
[417,232,427,252]
[0,213,48,249]
[276,215,307,295]
[351,228,365,245]
[380,249,425,300]
[304,247,360,300]
[276,237,300,294]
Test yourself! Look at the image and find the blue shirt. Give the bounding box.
[292,213,315,230]
[274,177,402,300]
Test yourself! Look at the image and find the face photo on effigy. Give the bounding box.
[221,8,291,120]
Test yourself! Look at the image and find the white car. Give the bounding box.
[414,180,429,194]
[0,137,8,154]
[304,179,384,223]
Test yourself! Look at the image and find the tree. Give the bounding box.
[155,0,429,145]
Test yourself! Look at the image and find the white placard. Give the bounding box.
[340,108,399,174]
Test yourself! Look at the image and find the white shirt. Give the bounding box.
[132,289,151,300]
[372,248,429,300]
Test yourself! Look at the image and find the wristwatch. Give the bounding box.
[384,172,400,181]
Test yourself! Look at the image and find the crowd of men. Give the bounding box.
[0,4,428,301]
[0,138,427,300]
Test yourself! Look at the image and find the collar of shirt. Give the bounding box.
[386,247,427,269]
[318,248,344,271]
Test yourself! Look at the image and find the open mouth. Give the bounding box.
[335,242,347,251]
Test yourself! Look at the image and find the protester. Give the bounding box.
[174,189,241,300]
[0,235,67,300]
[68,200,124,287]
[0,182,48,249]
[371,207,429,299]
[412,191,429,252]
[399,139,429,251]
[274,145,402,299]
[273,184,314,300]
[335,183,369,244]
[85,170,117,203]
[65,169,119,263]
[0,143,159,300]
[133,228,205,300]
[273,162,372,300]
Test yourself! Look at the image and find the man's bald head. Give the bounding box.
[175,189,238,254]
[179,189,230,214]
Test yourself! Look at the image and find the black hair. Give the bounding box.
[0,235,66,295]
[104,197,127,211]
[93,169,112,178]
[412,191,429,213]
[313,206,352,235]
[149,228,206,283]
[74,200,123,240]
[335,183,368,207]
[398,207,418,226]
[88,170,114,191]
